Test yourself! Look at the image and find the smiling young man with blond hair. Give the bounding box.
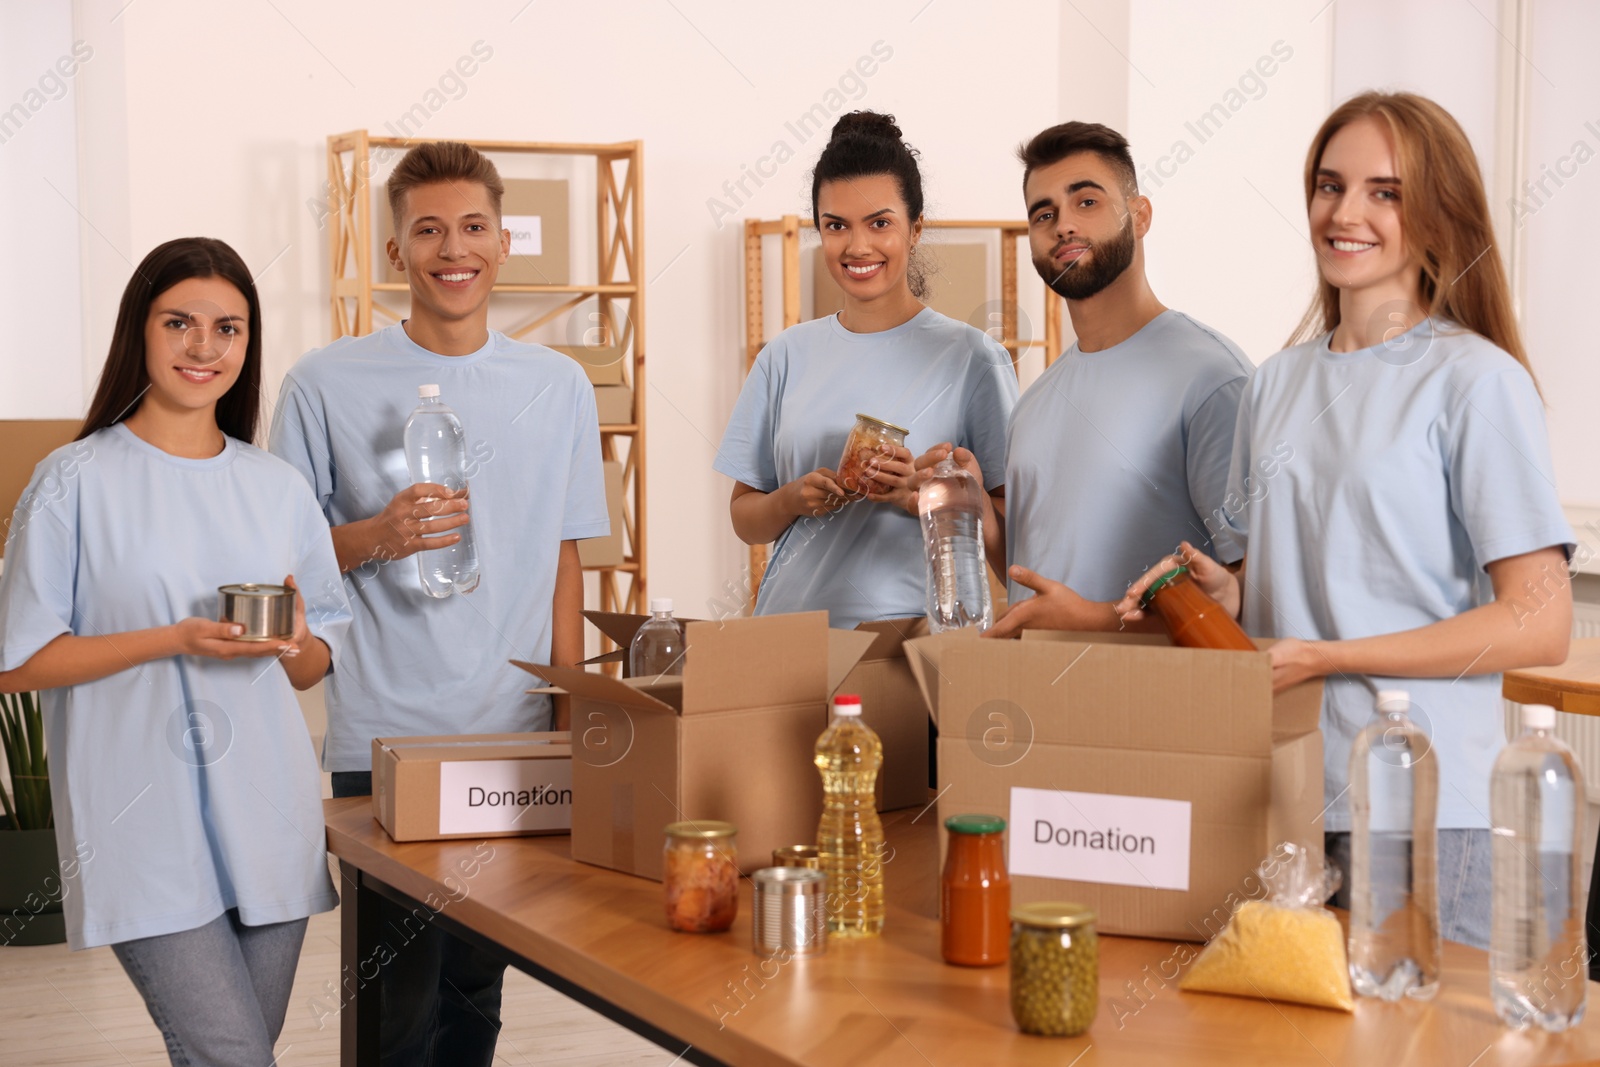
[270,141,608,1065]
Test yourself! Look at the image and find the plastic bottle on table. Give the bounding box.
[815,694,885,937]
[1490,703,1587,1031]
[629,598,685,678]
[918,455,991,633]
[403,384,480,597]
[1348,688,1441,1001]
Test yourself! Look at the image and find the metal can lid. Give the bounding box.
[663,820,737,839]
[944,813,1006,835]
[1011,902,1096,929]
[218,583,291,596]
[1138,565,1188,609]
[752,866,825,889]
[853,413,911,437]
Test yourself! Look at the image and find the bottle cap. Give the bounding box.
[1139,566,1188,609]
[832,694,862,716]
[1523,704,1556,731]
[650,597,673,613]
[1375,689,1410,713]
[945,813,1006,835]
[418,384,440,399]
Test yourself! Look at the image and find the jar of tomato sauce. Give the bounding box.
[941,814,1010,966]
[1140,566,1256,652]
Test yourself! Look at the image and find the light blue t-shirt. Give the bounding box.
[1224,321,1574,831]
[0,425,351,949]
[270,325,609,771]
[714,308,1018,630]
[1005,310,1250,603]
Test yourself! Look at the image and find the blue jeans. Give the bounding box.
[333,771,504,1067]
[1325,829,1493,950]
[113,908,306,1067]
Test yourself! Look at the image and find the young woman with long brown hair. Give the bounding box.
[0,237,351,1063]
[1120,92,1572,951]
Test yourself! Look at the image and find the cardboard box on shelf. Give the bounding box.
[549,343,626,387]
[515,611,875,881]
[576,460,627,568]
[906,631,1324,942]
[372,732,573,842]
[593,384,634,426]
[813,241,989,324]
[837,617,932,812]
[382,178,570,285]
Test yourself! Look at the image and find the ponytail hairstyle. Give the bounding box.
[1289,91,1534,387]
[78,237,264,444]
[810,110,931,299]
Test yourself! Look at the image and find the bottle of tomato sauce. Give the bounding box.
[1140,566,1257,651]
[942,814,1011,966]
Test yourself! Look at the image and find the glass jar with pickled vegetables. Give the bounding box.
[663,821,739,933]
[836,414,909,498]
[1010,903,1098,1036]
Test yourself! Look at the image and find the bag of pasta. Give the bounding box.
[1179,842,1353,1011]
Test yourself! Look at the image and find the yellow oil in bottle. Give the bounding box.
[815,694,885,937]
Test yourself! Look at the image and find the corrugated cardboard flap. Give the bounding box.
[829,628,880,693]
[852,617,930,662]
[911,633,1279,757]
[579,610,706,671]
[680,611,835,714]
[510,661,677,715]
[376,731,572,762]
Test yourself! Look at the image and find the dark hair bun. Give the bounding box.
[830,110,904,143]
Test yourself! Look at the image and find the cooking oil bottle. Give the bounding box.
[815,694,885,937]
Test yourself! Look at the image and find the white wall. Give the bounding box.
[1126,0,1334,362]
[0,2,88,418]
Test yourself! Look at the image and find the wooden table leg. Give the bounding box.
[340,859,382,1067]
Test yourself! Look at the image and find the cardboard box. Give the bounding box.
[837,617,932,812]
[0,420,82,558]
[550,343,627,387]
[577,460,627,568]
[515,611,874,881]
[906,631,1324,942]
[372,732,573,842]
[813,241,989,325]
[383,178,570,285]
[593,384,634,426]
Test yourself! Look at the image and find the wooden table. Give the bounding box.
[325,798,1600,1066]
[1505,638,1600,982]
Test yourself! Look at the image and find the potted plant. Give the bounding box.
[0,690,64,946]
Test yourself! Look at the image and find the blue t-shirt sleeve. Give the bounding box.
[290,482,353,669]
[268,372,336,513]
[713,347,780,492]
[1448,366,1575,569]
[1213,374,1257,562]
[961,339,1020,492]
[0,450,85,670]
[1187,375,1247,564]
[562,382,611,541]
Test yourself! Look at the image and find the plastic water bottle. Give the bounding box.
[403,384,480,597]
[1348,688,1441,1001]
[629,598,685,678]
[815,694,885,937]
[917,455,991,633]
[1490,703,1587,1031]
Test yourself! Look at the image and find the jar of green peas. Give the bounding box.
[1009,902,1098,1036]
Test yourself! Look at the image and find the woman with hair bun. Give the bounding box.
[715,110,1019,629]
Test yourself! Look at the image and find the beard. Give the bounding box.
[1032,214,1136,300]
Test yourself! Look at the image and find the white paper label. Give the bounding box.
[437,758,572,835]
[1008,786,1191,892]
[503,214,543,256]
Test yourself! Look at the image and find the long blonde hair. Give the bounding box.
[1288,91,1535,387]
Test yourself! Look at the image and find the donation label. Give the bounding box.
[438,758,573,835]
[1009,786,1191,891]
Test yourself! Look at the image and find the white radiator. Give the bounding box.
[1504,603,1600,803]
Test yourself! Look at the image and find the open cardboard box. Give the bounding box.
[372,732,573,842]
[515,611,874,880]
[906,630,1324,942]
[837,617,933,812]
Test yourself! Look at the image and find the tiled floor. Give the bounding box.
[0,864,671,1066]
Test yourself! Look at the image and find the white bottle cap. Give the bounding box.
[1523,704,1557,731]
[1375,689,1410,713]
[832,694,862,716]
[418,384,440,398]
[650,597,673,613]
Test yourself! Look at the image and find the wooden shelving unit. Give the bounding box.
[740,216,1063,605]
[325,131,647,636]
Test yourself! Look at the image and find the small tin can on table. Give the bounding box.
[771,846,820,870]
[751,867,827,957]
